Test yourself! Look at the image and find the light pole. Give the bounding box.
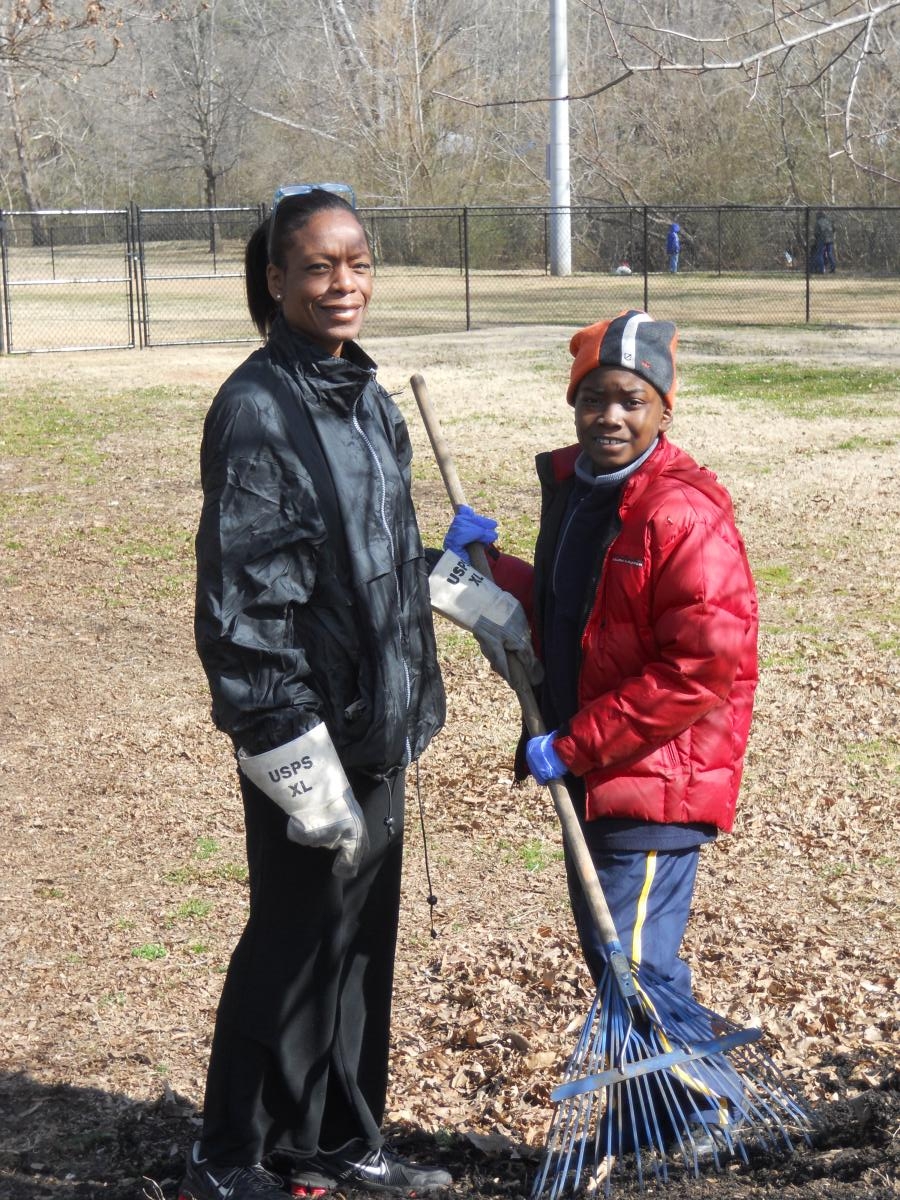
[548,0,571,276]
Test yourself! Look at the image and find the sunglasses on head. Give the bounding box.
[266,182,357,260]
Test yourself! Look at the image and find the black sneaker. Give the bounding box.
[178,1140,286,1200]
[288,1145,453,1196]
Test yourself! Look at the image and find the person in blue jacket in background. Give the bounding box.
[666,223,681,273]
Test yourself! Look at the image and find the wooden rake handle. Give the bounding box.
[410,372,630,969]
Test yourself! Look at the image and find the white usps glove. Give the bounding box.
[429,550,543,686]
[238,723,368,879]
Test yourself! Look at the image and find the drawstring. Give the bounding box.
[384,771,397,838]
[414,761,439,939]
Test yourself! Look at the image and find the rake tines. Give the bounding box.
[531,964,813,1198]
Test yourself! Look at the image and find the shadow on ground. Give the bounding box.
[0,1071,197,1198]
[1,1064,897,1199]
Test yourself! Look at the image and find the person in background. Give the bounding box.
[446,309,759,1157]
[181,186,451,1200]
[813,210,837,273]
[666,222,681,272]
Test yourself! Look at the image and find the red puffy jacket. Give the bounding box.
[494,437,758,833]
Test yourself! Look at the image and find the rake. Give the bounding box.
[410,372,813,1197]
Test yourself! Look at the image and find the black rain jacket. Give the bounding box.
[194,316,445,774]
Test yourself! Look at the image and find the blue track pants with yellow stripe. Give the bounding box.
[564,839,699,993]
[564,830,745,1146]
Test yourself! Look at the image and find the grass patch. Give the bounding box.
[870,629,900,653]
[63,1128,115,1153]
[759,649,810,671]
[0,493,46,521]
[213,862,249,884]
[89,521,193,567]
[485,510,539,559]
[846,738,900,773]
[754,563,794,591]
[519,838,564,872]
[524,353,567,376]
[171,898,214,922]
[867,600,900,653]
[165,859,248,887]
[497,837,565,872]
[0,392,117,464]
[688,363,900,417]
[131,943,167,961]
[99,991,126,1008]
[435,625,482,660]
[0,384,201,467]
[821,862,852,882]
[834,434,897,451]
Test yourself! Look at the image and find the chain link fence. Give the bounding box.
[0,208,136,352]
[1,203,897,353]
[135,205,263,347]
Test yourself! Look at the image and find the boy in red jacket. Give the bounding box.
[445,309,759,1153]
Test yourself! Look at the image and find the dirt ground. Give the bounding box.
[1,324,898,1199]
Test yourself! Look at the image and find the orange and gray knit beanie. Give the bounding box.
[567,309,678,407]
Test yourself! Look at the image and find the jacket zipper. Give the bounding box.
[351,385,413,780]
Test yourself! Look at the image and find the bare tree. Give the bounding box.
[144,0,258,244]
[234,0,510,205]
[435,1,900,195]
[0,0,122,213]
[3,0,895,212]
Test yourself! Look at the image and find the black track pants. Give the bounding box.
[199,769,405,1167]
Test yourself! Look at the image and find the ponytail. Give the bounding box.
[245,219,277,339]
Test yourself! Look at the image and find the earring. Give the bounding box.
[275,293,282,301]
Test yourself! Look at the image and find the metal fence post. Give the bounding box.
[126,203,135,348]
[811,207,816,326]
[135,205,150,348]
[642,206,649,311]
[126,201,139,349]
[0,210,6,354]
[463,206,471,331]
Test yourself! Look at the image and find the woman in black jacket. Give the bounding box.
[180,187,449,1200]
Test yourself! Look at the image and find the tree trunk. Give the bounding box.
[5,70,47,245]
[204,168,220,255]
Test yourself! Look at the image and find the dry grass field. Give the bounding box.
[1,321,898,1198]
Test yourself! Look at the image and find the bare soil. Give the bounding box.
[1,325,897,1199]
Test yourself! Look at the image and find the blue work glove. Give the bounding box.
[525,732,567,785]
[443,504,498,564]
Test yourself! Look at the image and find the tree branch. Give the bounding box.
[433,2,900,108]
[235,98,346,144]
